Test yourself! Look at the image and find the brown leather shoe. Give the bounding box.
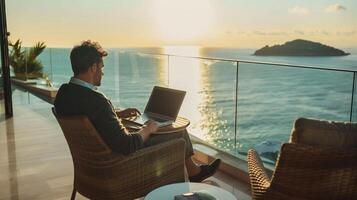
[189,159,221,182]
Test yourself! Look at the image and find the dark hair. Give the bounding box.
[70,40,108,75]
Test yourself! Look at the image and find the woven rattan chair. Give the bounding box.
[247,118,357,200]
[52,108,186,200]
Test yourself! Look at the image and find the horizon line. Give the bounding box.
[18,45,357,49]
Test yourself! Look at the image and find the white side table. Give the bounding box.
[145,182,237,200]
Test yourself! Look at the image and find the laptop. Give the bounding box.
[133,86,186,127]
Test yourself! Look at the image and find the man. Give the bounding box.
[54,40,220,182]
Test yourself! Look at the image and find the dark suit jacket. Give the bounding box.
[54,83,143,155]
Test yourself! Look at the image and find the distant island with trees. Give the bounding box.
[254,39,350,56]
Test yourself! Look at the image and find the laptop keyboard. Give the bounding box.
[149,116,167,122]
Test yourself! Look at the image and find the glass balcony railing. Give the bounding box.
[10,47,357,164]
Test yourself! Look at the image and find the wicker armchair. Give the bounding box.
[247,118,357,200]
[52,108,186,200]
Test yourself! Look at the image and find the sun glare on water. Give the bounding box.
[164,46,213,140]
[152,0,214,42]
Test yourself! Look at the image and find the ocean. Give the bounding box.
[29,47,357,163]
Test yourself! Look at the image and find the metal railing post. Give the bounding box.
[117,51,120,104]
[49,48,53,82]
[167,55,170,87]
[25,54,28,80]
[350,72,356,122]
[234,61,239,150]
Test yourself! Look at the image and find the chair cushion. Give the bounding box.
[290,118,357,147]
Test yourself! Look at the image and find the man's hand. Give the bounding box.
[143,120,159,133]
[117,108,140,118]
[139,120,158,141]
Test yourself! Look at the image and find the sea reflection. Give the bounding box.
[163,46,231,144]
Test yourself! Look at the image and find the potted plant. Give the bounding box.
[8,39,47,80]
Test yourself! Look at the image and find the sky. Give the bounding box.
[5,0,357,48]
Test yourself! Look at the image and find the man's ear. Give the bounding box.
[90,63,97,73]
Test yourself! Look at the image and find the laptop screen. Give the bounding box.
[145,86,186,119]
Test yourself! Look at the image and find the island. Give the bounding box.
[254,39,350,56]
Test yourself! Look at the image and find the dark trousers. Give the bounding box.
[143,129,194,157]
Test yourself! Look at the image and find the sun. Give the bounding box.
[152,0,214,43]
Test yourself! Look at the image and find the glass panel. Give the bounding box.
[100,49,121,106]
[10,45,51,107]
[38,48,53,82]
[237,63,353,164]
[48,48,72,87]
[115,50,168,110]
[169,55,237,155]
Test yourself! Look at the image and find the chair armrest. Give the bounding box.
[120,138,186,163]
[247,149,271,198]
[74,139,186,199]
[100,138,186,198]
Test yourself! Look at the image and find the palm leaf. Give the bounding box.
[27,42,46,63]
[8,39,47,79]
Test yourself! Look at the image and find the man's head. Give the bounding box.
[70,40,108,86]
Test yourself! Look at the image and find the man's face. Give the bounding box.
[94,60,104,86]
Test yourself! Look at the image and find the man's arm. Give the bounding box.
[115,107,141,119]
[91,97,153,155]
[137,120,158,141]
